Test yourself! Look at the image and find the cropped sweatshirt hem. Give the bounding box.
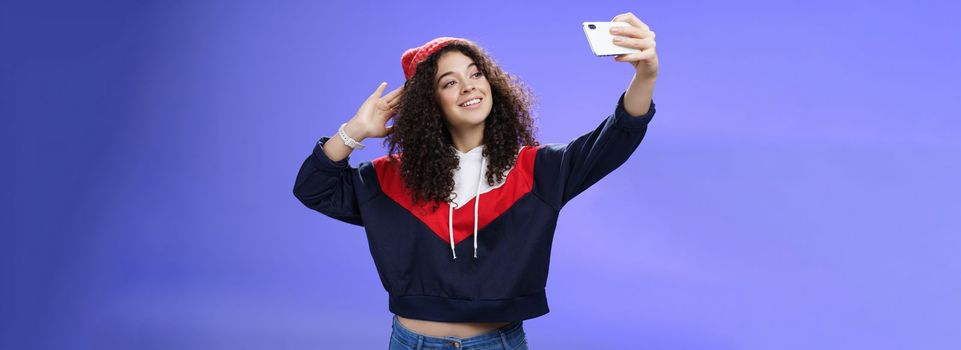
[293,91,656,322]
[389,290,549,323]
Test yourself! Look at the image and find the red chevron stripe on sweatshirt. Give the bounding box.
[372,145,541,244]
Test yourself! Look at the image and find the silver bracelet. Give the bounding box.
[337,123,365,150]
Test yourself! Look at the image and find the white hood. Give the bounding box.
[446,144,510,259]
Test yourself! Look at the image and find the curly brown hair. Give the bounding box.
[385,41,539,210]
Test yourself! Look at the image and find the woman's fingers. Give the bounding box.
[376,91,402,111]
[371,84,403,113]
[386,97,400,111]
[614,49,657,62]
[611,12,649,31]
[383,85,404,101]
[377,85,404,116]
[613,37,656,50]
[610,25,654,39]
[368,82,388,101]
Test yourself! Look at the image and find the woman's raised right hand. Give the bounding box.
[344,82,404,140]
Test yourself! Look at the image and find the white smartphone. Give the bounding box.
[583,21,641,56]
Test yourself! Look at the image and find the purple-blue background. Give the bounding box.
[3,0,959,349]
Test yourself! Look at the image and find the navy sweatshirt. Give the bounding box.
[293,92,655,322]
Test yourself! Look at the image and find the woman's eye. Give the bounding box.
[444,81,456,88]
[472,72,483,78]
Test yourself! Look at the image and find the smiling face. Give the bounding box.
[434,50,494,132]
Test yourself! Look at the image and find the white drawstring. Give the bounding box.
[448,148,487,260]
[448,203,457,259]
[446,146,524,260]
[473,157,484,258]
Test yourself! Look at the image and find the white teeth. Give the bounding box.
[460,98,481,107]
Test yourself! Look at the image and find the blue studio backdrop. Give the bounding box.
[2,0,959,349]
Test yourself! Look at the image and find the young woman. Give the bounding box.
[294,13,658,350]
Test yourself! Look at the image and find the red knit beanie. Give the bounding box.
[401,37,471,81]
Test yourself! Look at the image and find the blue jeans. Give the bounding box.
[389,315,529,350]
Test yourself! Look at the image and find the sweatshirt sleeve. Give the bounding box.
[292,137,364,226]
[533,92,656,209]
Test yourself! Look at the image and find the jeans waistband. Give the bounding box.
[391,315,525,349]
